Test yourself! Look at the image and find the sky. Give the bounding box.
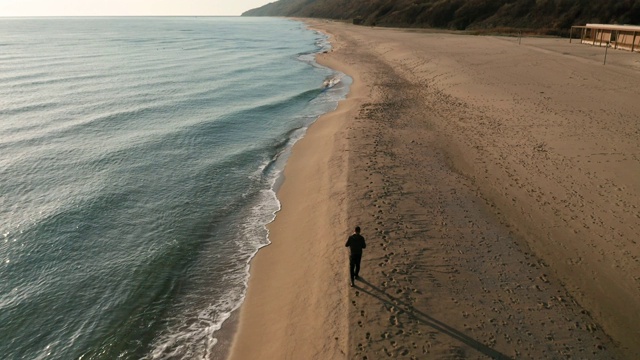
[0,0,274,16]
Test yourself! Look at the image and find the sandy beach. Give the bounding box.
[228,20,640,359]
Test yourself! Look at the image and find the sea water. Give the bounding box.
[0,17,349,359]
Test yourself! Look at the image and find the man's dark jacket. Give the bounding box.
[345,234,366,255]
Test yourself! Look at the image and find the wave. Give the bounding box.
[1,72,324,146]
[260,126,304,177]
[0,71,52,84]
[322,73,343,90]
[0,100,61,116]
[245,87,322,112]
[1,74,105,89]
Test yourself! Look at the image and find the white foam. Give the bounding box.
[323,73,344,89]
[145,282,248,359]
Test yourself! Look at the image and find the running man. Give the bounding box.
[345,226,366,287]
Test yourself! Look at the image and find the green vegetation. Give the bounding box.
[242,0,640,34]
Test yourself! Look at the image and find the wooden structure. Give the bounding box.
[570,24,640,52]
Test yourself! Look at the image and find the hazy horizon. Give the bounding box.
[0,0,273,17]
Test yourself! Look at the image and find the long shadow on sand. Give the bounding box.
[354,277,513,360]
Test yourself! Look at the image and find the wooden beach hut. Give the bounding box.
[570,24,640,52]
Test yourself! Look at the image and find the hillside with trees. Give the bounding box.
[242,0,640,33]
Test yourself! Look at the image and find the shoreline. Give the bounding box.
[227,20,640,359]
[226,21,365,359]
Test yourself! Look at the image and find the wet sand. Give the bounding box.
[228,20,640,359]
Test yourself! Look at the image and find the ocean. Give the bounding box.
[0,17,349,359]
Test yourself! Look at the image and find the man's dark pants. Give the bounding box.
[350,253,362,282]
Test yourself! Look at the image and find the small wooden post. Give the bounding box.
[569,26,573,43]
[633,31,637,52]
[604,42,609,65]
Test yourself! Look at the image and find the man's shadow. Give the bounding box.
[353,277,513,360]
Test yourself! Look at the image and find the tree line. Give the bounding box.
[243,0,640,34]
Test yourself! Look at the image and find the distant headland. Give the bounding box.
[242,0,640,36]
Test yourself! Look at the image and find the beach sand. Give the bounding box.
[228,20,640,359]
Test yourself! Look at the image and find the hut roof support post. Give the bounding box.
[570,26,573,43]
[633,31,637,52]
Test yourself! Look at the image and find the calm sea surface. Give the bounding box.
[0,17,349,359]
